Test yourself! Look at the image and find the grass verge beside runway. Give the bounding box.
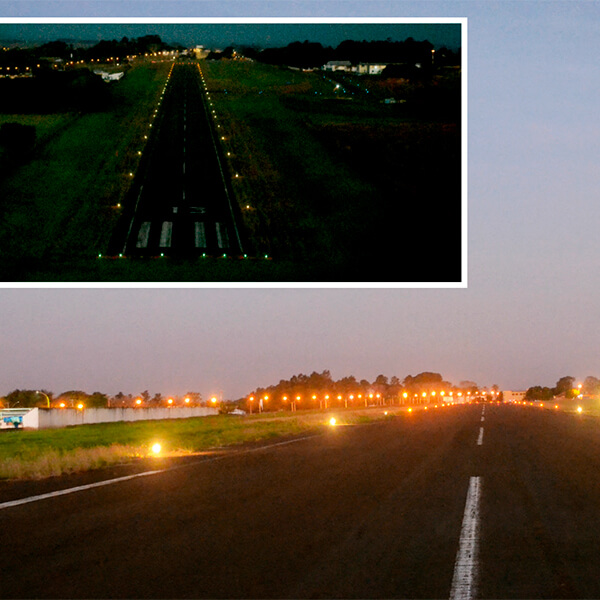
[0,61,170,281]
[202,59,461,282]
[0,407,404,480]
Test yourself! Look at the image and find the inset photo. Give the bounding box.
[0,18,465,285]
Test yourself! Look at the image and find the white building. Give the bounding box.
[503,390,527,403]
[93,70,125,82]
[357,63,388,75]
[322,60,353,72]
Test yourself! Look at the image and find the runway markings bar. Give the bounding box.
[216,222,229,249]
[195,222,207,248]
[477,427,484,446]
[449,476,482,600]
[136,222,151,248]
[159,221,173,247]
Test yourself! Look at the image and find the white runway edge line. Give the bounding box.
[449,476,482,600]
[0,435,317,511]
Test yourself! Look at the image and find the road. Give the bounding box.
[108,62,244,258]
[3,404,600,598]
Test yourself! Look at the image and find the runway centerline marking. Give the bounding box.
[449,476,481,600]
[0,435,318,511]
[477,427,484,446]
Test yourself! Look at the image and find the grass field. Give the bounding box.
[202,59,462,282]
[0,61,170,281]
[0,407,402,480]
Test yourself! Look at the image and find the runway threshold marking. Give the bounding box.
[0,435,318,511]
[449,476,481,600]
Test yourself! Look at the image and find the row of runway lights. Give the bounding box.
[111,64,248,235]
[125,63,244,193]
[146,406,442,457]
[112,64,175,211]
[197,65,244,184]
[511,400,586,413]
[97,253,271,259]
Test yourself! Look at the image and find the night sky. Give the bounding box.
[0,22,462,50]
[1,0,599,400]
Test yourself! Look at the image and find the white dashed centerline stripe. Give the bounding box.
[449,476,482,600]
[477,427,484,446]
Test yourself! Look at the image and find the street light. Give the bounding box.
[35,390,50,408]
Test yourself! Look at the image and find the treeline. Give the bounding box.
[0,389,205,409]
[0,35,178,69]
[246,370,495,411]
[226,38,460,72]
[0,69,109,113]
[525,375,600,400]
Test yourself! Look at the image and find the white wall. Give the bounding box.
[23,407,219,429]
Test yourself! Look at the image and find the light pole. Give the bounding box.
[35,390,50,408]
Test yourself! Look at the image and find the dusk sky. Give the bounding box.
[1,0,599,400]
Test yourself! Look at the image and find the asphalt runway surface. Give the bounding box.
[109,62,244,258]
[3,403,600,598]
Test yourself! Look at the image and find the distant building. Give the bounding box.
[357,63,388,75]
[322,60,353,72]
[93,70,125,82]
[503,390,527,402]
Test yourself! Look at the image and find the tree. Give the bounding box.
[0,122,36,157]
[583,376,600,395]
[525,386,554,401]
[459,380,478,392]
[554,376,576,397]
[57,390,89,407]
[88,392,109,408]
[184,392,202,404]
[3,389,53,408]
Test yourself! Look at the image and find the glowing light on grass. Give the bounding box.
[151,443,162,455]
[577,406,583,414]
[329,417,337,426]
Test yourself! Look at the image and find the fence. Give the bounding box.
[22,406,219,429]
